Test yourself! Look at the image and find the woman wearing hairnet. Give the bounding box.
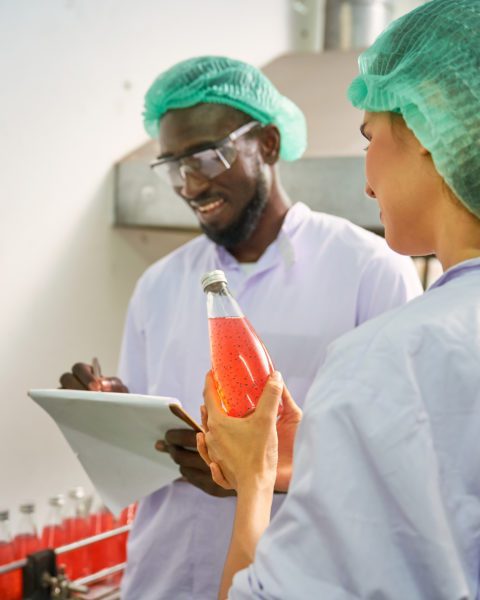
[197,1,480,598]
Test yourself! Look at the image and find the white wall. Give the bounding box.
[0,0,425,530]
[0,0,290,529]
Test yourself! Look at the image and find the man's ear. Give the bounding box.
[258,124,281,165]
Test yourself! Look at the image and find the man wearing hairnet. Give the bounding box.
[60,56,421,598]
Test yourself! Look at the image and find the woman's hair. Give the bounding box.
[348,0,480,220]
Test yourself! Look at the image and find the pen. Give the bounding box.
[92,357,102,379]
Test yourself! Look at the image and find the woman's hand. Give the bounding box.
[275,385,303,492]
[197,371,283,493]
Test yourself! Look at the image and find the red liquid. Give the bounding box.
[41,524,65,549]
[209,317,274,417]
[13,533,40,559]
[88,510,120,575]
[0,542,22,600]
[62,516,91,579]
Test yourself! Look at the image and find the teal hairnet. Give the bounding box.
[348,0,480,220]
[143,56,307,162]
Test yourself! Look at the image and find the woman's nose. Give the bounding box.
[365,182,376,199]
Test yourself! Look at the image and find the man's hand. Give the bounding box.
[59,362,129,392]
[156,429,235,498]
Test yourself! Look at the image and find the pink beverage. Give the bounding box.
[89,505,119,575]
[64,516,90,579]
[41,525,64,549]
[13,533,40,559]
[62,487,91,579]
[41,495,66,550]
[13,503,40,559]
[202,270,275,417]
[0,511,22,600]
[208,317,274,417]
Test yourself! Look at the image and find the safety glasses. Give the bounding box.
[150,121,261,187]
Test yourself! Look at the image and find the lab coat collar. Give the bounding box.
[428,256,480,291]
[213,202,309,275]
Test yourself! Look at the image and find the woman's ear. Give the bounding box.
[258,124,281,165]
[419,144,431,157]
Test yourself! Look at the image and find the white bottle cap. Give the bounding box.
[48,494,65,507]
[201,270,227,291]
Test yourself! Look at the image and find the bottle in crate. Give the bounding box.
[88,503,119,576]
[13,503,40,559]
[0,510,22,600]
[41,494,66,550]
[62,486,91,579]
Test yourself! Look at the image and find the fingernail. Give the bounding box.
[272,371,283,383]
[155,440,167,452]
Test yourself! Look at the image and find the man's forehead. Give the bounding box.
[158,103,249,155]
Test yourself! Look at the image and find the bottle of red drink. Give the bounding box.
[62,487,91,579]
[41,495,66,550]
[13,503,40,559]
[0,510,22,600]
[88,503,118,577]
[201,270,275,417]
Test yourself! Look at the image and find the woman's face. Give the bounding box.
[361,111,439,256]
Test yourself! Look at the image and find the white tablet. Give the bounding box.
[28,389,202,514]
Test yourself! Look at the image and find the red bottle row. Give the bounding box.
[0,489,137,600]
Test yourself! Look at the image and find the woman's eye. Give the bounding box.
[363,144,370,152]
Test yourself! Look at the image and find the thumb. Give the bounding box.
[256,371,283,418]
[280,384,302,418]
[203,371,224,416]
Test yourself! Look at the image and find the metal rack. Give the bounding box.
[0,525,130,599]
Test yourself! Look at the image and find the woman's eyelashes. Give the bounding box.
[360,124,371,152]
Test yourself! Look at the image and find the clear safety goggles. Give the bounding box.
[150,120,261,187]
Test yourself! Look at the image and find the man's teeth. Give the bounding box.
[196,199,224,213]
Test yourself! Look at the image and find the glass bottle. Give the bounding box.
[62,486,91,579]
[41,494,66,550]
[201,269,275,417]
[0,510,22,600]
[88,502,118,575]
[13,503,40,559]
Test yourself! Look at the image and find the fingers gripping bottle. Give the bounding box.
[201,270,275,417]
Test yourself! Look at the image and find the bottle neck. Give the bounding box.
[0,520,12,544]
[205,283,244,319]
[16,513,38,537]
[45,504,63,527]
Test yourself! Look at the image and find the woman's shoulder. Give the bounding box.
[324,282,479,386]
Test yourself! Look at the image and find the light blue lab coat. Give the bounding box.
[232,258,480,600]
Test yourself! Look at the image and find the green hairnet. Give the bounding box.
[143,56,307,162]
[348,0,480,220]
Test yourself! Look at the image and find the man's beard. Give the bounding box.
[201,171,269,249]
